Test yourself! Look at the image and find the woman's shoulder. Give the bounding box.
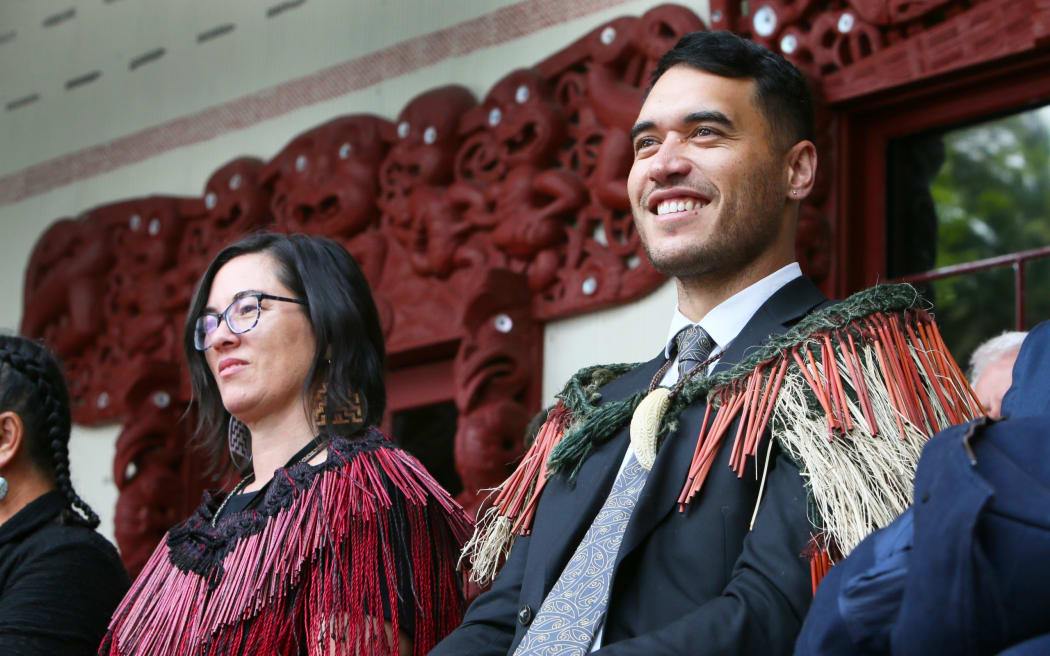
[174,427,467,535]
[11,518,130,595]
[325,426,393,459]
[323,427,473,534]
[29,518,126,569]
[324,427,437,487]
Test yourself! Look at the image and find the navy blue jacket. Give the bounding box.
[796,320,1050,656]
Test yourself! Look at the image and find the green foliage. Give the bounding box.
[927,106,1050,365]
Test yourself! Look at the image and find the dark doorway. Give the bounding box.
[391,400,462,497]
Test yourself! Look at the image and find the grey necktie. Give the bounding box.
[513,455,649,655]
[676,324,715,380]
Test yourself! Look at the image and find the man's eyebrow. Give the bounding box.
[683,110,735,130]
[630,120,656,142]
[629,111,736,142]
[204,289,263,313]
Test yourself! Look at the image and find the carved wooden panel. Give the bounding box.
[710,0,1050,102]
[21,0,1047,576]
[19,4,699,575]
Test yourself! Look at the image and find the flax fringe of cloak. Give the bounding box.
[463,284,982,593]
[100,428,473,656]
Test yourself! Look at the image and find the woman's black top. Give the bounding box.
[0,490,130,655]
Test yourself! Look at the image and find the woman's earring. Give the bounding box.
[0,476,8,500]
[228,416,252,473]
[313,382,366,436]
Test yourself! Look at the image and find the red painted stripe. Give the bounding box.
[0,0,630,206]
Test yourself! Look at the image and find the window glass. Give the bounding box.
[887,104,1050,362]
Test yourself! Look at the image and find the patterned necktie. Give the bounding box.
[513,455,649,655]
[676,324,715,380]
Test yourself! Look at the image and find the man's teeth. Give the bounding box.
[656,198,704,215]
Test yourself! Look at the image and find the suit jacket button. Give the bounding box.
[518,605,533,626]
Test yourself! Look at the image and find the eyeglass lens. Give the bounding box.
[194,296,261,350]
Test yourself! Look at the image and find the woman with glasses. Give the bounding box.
[101,233,472,656]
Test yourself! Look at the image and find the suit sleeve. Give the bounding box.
[0,537,131,656]
[596,447,814,656]
[430,533,532,656]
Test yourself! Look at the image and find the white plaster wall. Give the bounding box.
[0,0,708,545]
[542,280,678,403]
[0,0,529,176]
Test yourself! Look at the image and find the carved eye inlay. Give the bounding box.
[339,142,352,159]
[397,121,410,139]
[837,12,854,33]
[494,313,514,333]
[582,276,598,295]
[423,126,437,144]
[295,154,308,172]
[488,107,502,126]
[515,85,530,104]
[753,6,777,37]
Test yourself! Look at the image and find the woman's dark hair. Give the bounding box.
[0,335,100,527]
[649,30,815,150]
[183,232,387,472]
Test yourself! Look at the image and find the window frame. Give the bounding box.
[836,47,1050,326]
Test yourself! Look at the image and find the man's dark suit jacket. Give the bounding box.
[433,276,828,655]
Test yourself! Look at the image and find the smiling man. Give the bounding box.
[433,30,826,655]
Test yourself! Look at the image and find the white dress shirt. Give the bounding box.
[588,261,803,650]
[658,262,804,386]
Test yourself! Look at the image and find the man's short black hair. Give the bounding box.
[649,30,815,149]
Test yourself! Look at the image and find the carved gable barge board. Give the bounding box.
[19,5,702,576]
[23,0,1050,576]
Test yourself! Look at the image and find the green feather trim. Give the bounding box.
[545,283,927,481]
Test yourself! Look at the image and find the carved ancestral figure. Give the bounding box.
[17,3,868,578]
[264,114,392,240]
[379,86,479,278]
[452,270,539,515]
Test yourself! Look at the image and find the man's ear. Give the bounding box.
[784,140,818,201]
[0,411,24,470]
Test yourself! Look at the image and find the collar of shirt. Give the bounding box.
[660,262,802,384]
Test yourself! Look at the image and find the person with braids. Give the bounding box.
[0,335,130,655]
[101,232,471,656]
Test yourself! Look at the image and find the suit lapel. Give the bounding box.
[617,276,828,562]
[533,356,666,588]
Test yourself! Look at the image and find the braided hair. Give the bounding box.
[0,335,100,528]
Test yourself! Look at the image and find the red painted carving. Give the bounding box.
[452,270,540,517]
[28,0,1033,571]
[265,115,393,240]
[709,0,1050,104]
[112,366,212,577]
[379,86,478,279]
[21,159,273,575]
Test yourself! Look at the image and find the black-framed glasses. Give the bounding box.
[194,293,307,351]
